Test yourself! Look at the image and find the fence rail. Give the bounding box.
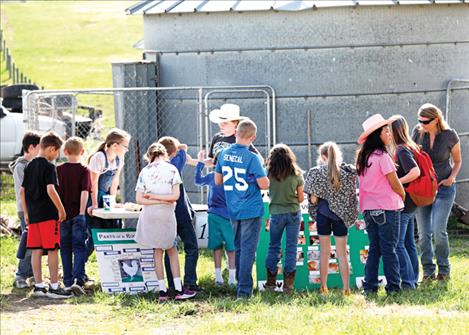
[0,29,43,88]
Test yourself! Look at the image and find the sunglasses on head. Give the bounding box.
[418,118,434,125]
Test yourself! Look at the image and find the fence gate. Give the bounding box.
[23,85,276,204]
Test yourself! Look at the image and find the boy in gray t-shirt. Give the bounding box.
[8,131,41,288]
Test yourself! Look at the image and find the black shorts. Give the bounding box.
[316,212,348,237]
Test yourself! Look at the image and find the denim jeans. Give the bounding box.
[164,218,199,287]
[16,212,33,279]
[415,184,456,277]
[232,217,262,298]
[396,212,419,288]
[363,210,401,293]
[265,211,301,274]
[60,215,87,287]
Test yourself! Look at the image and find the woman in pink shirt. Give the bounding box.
[356,114,405,294]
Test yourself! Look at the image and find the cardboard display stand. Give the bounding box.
[256,200,385,292]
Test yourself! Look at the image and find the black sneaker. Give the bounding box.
[71,279,86,296]
[47,286,73,299]
[184,284,203,292]
[32,286,48,297]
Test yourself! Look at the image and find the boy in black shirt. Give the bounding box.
[20,131,71,298]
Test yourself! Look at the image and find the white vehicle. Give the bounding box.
[0,105,67,166]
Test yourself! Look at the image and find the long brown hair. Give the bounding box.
[88,128,130,163]
[417,103,449,136]
[267,144,302,181]
[391,115,419,151]
[318,141,343,190]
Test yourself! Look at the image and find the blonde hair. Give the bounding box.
[318,141,343,190]
[236,119,257,139]
[158,136,180,156]
[64,136,84,155]
[145,142,167,163]
[417,103,449,134]
[88,128,130,162]
[390,115,419,151]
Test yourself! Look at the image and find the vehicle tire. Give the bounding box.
[1,97,23,113]
[2,84,39,99]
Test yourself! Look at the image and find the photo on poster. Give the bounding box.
[119,259,144,283]
[265,218,270,232]
[309,235,319,246]
[328,260,339,273]
[308,220,317,234]
[307,246,320,260]
[360,246,369,264]
[308,260,319,271]
[309,271,321,284]
[355,219,366,231]
[296,248,305,266]
[298,232,306,245]
[299,219,305,233]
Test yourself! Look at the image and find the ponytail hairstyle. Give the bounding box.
[356,126,387,176]
[417,103,449,135]
[145,142,167,163]
[390,115,419,151]
[267,143,303,181]
[318,141,343,190]
[88,128,130,163]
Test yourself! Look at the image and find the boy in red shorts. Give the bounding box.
[20,131,72,298]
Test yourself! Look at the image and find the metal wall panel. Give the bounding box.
[143,5,469,52]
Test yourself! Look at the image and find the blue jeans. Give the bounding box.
[397,212,419,288]
[363,210,401,293]
[232,217,262,298]
[16,212,33,279]
[265,211,301,274]
[415,184,456,277]
[60,215,87,287]
[164,218,199,287]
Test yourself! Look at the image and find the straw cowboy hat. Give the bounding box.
[357,114,394,144]
[209,103,248,124]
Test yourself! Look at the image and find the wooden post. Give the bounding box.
[6,51,11,79]
[12,63,16,83]
[15,68,19,84]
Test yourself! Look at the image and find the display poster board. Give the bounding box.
[256,200,386,292]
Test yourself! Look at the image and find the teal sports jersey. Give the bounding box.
[215,143,266,220]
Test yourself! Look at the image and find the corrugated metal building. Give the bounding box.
[125,0,469,206]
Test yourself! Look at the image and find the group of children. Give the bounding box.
[12,101,460,300]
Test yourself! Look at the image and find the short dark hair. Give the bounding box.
[40,131,64,150]
[158,136,180,156]
[22,131,41,154]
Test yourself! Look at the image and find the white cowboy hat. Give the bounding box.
[209,103,247,124]
[357,114,394,144]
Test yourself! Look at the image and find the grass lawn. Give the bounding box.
[1,1,141,89]
[1,235,468,334]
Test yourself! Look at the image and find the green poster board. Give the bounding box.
[256,203,385,291]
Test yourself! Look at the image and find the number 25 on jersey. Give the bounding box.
[222,166,248,191]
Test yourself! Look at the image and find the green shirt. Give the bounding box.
[269,174,304,215]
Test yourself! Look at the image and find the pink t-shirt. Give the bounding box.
[359,151,404,211]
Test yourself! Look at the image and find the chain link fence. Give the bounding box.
[23,86,275,204]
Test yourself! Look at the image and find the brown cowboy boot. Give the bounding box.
[265,269,277,291]
[283,271,296,293]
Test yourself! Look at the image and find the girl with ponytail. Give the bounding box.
[134,142,196,301]
[304,141,358,295]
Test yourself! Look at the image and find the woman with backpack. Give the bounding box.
[412,104,462,282]
[356,114,405,294]
[390,115,421,289]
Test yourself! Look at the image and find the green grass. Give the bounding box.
[1,1,142,129]
[1,230,468,334]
